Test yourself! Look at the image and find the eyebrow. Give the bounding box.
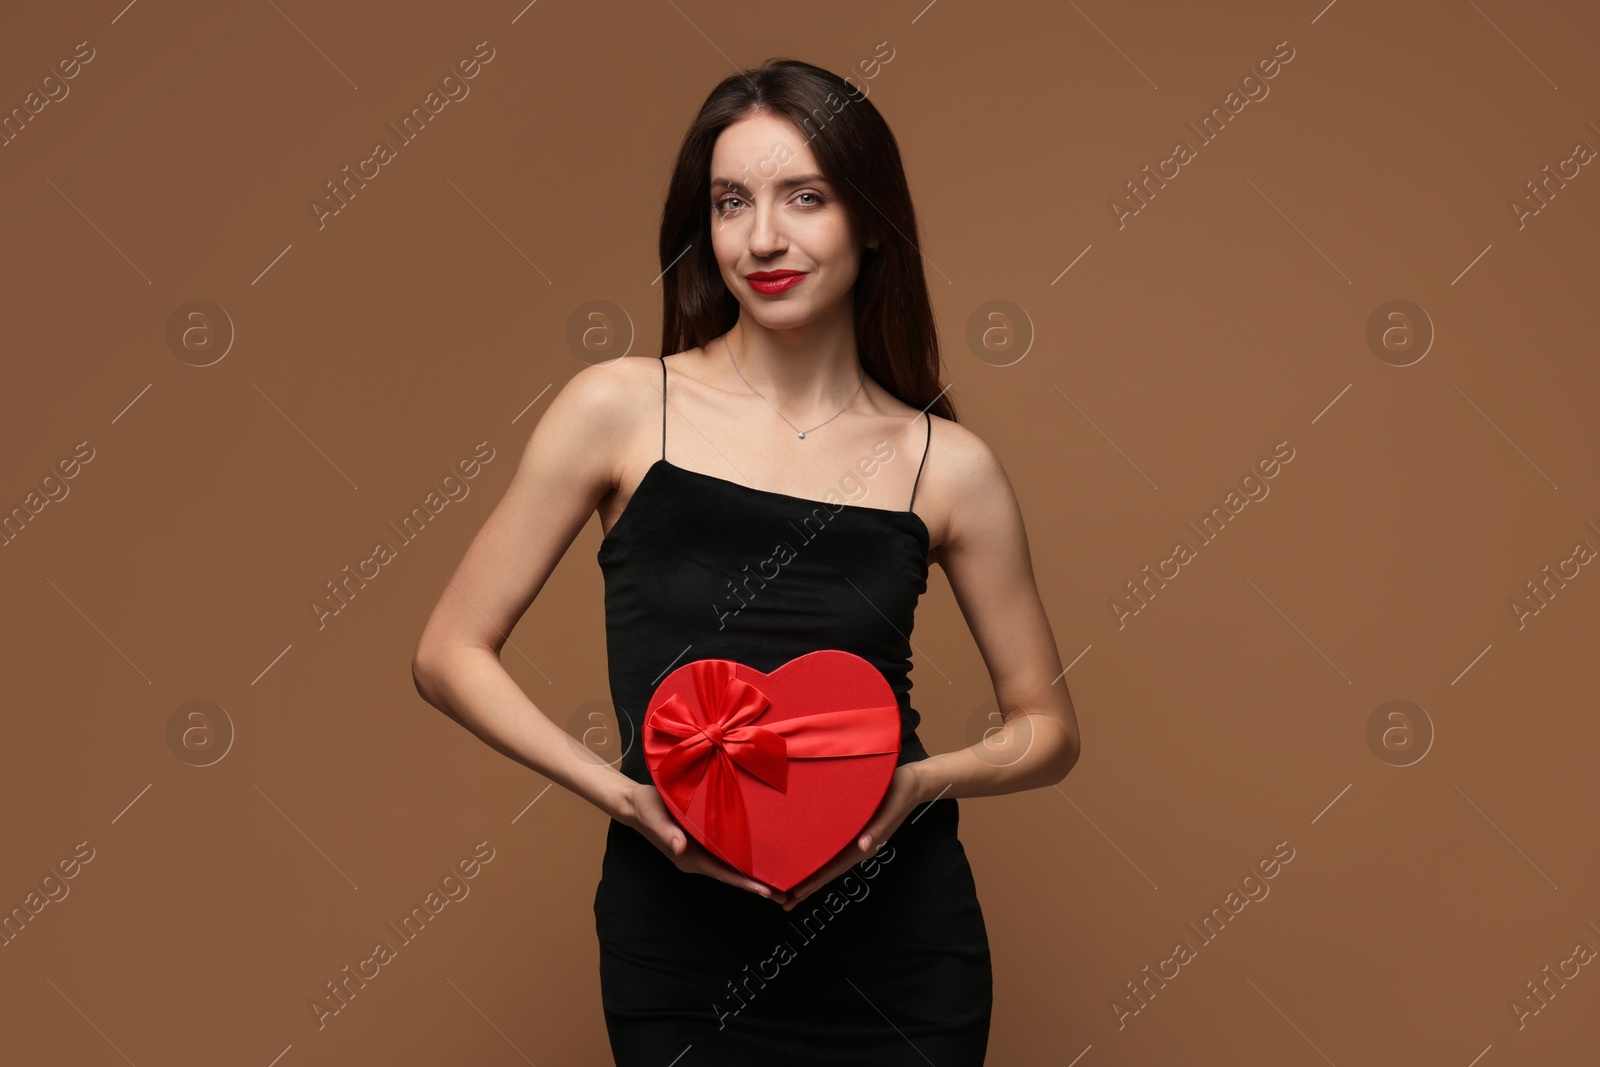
[710,173,829,193]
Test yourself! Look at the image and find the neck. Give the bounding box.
[722,307,864,416]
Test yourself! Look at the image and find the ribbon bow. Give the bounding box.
[646,658,901,874]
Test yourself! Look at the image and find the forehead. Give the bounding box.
[709,112,819,177]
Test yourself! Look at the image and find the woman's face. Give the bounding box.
[708,111,870,330]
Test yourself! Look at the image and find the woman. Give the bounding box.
[412,58,1080,1065]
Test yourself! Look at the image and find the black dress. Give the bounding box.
[593,354,993,1065]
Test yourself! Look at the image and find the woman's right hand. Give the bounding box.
[619,782,788,904]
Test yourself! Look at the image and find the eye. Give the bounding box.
[796,191,826,206]
[714,194,744,212]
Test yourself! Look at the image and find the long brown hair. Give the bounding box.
[658,58,956,423]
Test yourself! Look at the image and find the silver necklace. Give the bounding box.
[722,333,865,439]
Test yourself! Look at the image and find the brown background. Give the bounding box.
[2,0,1597,1064]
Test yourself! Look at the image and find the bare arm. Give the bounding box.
[410,359,639,820]
[778,429,1083,909]
[913,430,1081,804]
[409,357,783,901]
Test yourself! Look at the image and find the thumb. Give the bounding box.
[650,812,685,854]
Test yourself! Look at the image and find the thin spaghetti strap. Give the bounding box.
[660,356,668,461]
[908,411,931,511]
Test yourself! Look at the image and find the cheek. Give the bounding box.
[825,220,864,268]
[712,237,749,284]
[709,220,738,262]
[821,249,859,283]
[813,218,861,266]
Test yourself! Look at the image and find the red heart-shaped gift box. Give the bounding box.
[641,650,902,892]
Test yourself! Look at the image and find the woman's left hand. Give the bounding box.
[777,763,927,912]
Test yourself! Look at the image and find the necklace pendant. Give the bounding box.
[797,431,805,439]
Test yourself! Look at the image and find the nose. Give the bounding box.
[747,198,787,258]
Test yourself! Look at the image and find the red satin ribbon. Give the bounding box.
[646,658,901,874]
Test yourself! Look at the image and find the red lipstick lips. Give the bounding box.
[746,270,808,295]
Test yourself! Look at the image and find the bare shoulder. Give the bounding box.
[920,415,1018,563]
[928,415,1012,505]
[493,356,667,533]
[930,414,1002,474]
[547,354,661,426]
[521,356,661,469]
[410,356,665,667]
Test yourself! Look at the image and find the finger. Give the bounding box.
[862,813,901,852]
[861,819,897,853]
[786,873,821,906]
[783,885,818,912]
[785,838,876,910]
[685,850,777,899]
[730,872,775,898]
[783,870,834,910]
[645,814,687,855]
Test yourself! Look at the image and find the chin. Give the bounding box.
[750,289,855,325]
[747,304,829,331]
